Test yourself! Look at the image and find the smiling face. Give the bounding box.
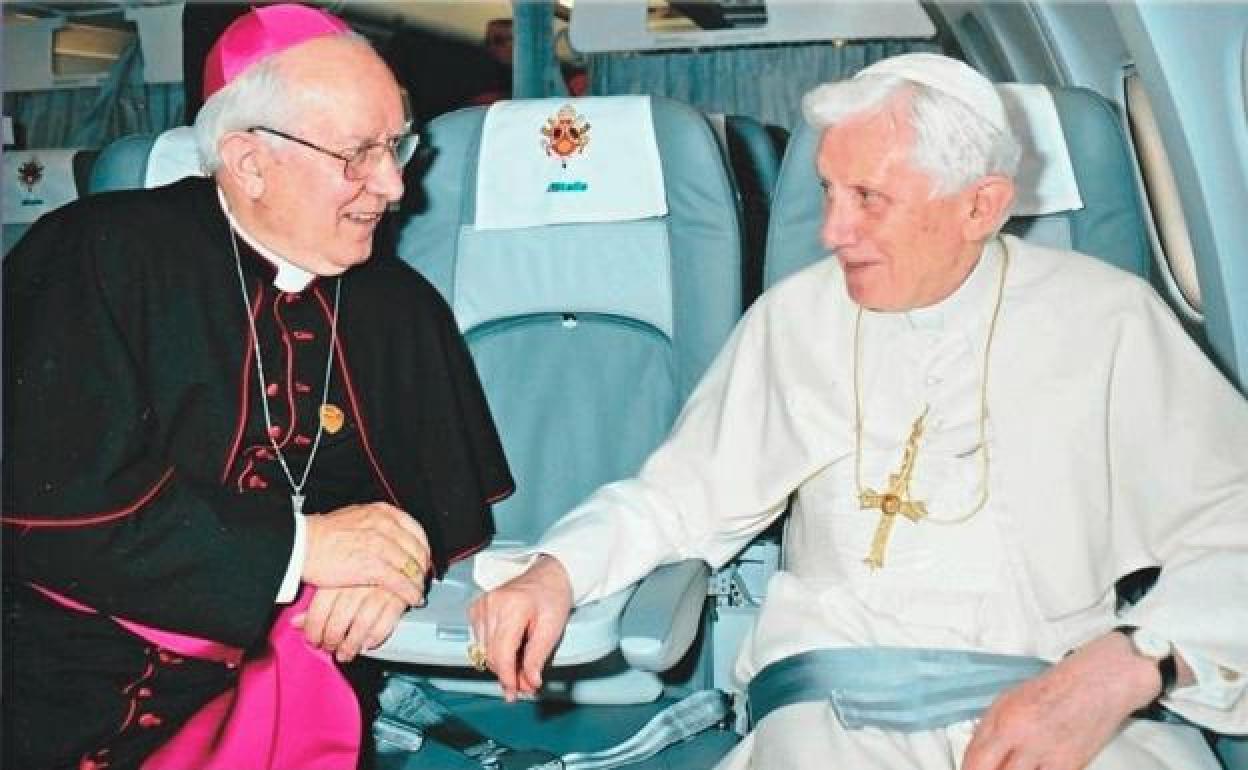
[816,96,986,311]
[226,37,407,276]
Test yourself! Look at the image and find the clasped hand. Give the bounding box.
[293,585,408,662]
[298,502,432,660]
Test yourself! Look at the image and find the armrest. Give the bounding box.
[365,553,633,667]
[619,559,710,671]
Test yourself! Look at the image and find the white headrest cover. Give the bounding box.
[145,126,206,188]
[474,96,667,230]
[3,148,81,224]
[998,84,1083,216]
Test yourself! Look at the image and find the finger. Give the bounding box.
[371,562,425,608]
[337,590,386,662]
[302,588,340,648]
[490,612,528,702]
[1000,750,1034,770]
[323,587,367,652]
[518,665,542,697]
[361,593,408,652]
[376,504,432,556]
[468,595,489,666]
[360,539,425,602]
[519,612,562,693]
[369,535,431,591]
[367,506,432,571]
[963,729,1011,770]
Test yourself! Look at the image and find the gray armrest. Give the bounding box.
[619,559,711,671]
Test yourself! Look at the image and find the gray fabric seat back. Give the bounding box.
[398,96,743,544]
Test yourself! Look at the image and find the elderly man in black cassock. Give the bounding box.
[2,5,512,769]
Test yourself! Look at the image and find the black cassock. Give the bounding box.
[3,178,513,769]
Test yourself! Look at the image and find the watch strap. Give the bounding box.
[1114,624,1177,699]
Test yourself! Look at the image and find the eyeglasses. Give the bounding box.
[249,126,420,181]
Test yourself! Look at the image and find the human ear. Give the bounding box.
[963,175,1015,241]
[217,132,267,199]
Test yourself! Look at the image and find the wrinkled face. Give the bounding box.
[816,101,980,311]
[253,38,407,276]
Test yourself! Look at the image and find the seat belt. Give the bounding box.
[377,677,731,770]
[744,645,1199,732]
[560,690,731,770]
[375,676,561,769]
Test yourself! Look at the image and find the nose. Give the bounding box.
[820,196,860,251]
[366,148,405,203]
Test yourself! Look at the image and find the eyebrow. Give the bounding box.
[340,126,412,147]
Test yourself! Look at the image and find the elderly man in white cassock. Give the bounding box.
[469,53,1248,769]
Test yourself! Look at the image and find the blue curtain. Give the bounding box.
[588,40,940,130]
[512,0,569,99]
[3,38,184,149]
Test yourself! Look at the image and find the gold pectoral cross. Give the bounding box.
[859,407,930,569]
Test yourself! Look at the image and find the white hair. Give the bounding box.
[802,73,1021,196]
[193,32,373,173]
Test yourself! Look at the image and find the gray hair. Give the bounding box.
[802,73,1021,196]
[193,32,372,173]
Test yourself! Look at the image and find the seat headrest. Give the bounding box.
[999,84,1083,217]
[474,96,667,230]
[144,126,206,187]
[89,126,205,194]
[765,83,1149,288]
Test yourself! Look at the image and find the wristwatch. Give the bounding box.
[1114,625,1177,701]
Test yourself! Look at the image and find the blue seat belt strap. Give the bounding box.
[746,647,1051,732]
[377,675,730,769]
[561,690,732,770]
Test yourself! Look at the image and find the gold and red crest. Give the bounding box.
[540,104,591,168]
[17,157,44,194]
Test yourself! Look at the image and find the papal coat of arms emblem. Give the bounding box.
[17,157,45,195]
[540,104,591,168]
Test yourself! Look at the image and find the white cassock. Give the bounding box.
[477,236,1248,769]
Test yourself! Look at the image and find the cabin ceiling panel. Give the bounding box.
[569,0,936,54]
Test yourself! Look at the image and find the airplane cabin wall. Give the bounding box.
[937,0,1248,392]
[1110,3,1248,391]
[936,1,1065,84]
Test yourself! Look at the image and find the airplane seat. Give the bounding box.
[88,125,206,193]
[999,86,1151,277]
[706,113,790,306]
[3,146,98,257]
[371,95,743,767]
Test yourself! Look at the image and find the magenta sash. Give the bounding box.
[32,584,361,770]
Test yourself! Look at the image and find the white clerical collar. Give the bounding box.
[905,239,1003,331]
[216,186,316,293]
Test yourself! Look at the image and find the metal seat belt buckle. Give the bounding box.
[486,748,564,770]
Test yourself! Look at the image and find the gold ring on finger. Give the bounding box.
[467,642,488,672]
[401,558,424,582]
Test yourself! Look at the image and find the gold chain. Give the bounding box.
[853,239,1010,526]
